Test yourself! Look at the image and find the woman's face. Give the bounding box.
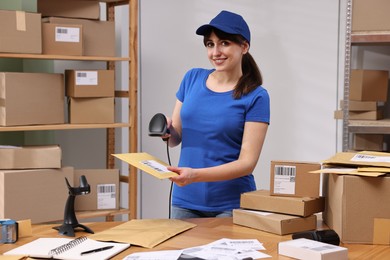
[205,31,249,73]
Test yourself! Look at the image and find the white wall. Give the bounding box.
[140,0,341,218]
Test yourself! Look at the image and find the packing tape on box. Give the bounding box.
[16,11,26,31]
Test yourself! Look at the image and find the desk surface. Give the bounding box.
[0,218,389,259]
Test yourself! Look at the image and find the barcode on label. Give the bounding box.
[275,165,296,176]
[76,72,88,78]
[56,28,68,34]
[98,184,116,193]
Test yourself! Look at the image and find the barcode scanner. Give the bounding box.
[148,113,170,138]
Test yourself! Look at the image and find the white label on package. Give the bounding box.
[75,71,98,86]
[140,160,171,173]
[55,27,80,42]
[273,165,296,194]
[351,154,390,163]
[97,184,116,209]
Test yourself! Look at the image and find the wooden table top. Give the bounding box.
[0,217,389,259]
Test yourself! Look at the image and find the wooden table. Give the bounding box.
[0,218,389,259]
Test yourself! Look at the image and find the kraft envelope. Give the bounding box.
[112,152,177,179]
[88,219,196,248]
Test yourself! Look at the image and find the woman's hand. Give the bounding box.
[168,166,196,187]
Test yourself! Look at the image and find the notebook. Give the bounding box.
[4,236,130,260]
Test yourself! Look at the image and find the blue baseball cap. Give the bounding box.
[196,10,251,44]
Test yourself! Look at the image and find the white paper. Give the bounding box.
[123,249,183,260]
[97,184,116,209]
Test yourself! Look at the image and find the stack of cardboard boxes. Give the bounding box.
[233,161,325,235]
[0,145,120,224]
[0,0,116,126]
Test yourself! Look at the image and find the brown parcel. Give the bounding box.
[0,10,41,54]
[0,167,73,224]
[353,134,384,151]
[65,70,115,97]
[233,209,317,235]
[69,97,114,124]
[42,23,83,56]
[323,174,390,244]
[270,161,321,198]
[37,0,100,20]
[0,72,65,126]
[45,17,115,57]
[0,145,61,170]
[350,70,389,102]
[74,169,119,211]
[352,0,390,31]
[240,190,324,217]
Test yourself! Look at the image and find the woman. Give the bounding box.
[163,10,270,218]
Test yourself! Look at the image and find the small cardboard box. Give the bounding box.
[233,209,317,235]
[38,0,100,20]
[45,17,115,57]
[334,109,384,120]
[353,134,384,151]
[42,23,83,56]
[240,190,324,217]
[69,97,114,124]
[278,238,348,260]
[0,167,74,224]
[74,169,120,211]
[270,161,321,198]
[65,70,115,97]
[342,100,381,111]
[0,10,42,54]
[350,70,389,102]
[323,174,390,244]
[0,145,61,169]
[352,0,390,32]
[0,72,65,126]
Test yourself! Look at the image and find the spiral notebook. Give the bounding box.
[4,236,130,260]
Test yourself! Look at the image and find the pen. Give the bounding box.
[80,245,114,255]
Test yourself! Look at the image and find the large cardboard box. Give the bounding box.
[353,134,384,151]
[74,169,120,211]
[233,209,317,235]
[69,97,114,124]
[350,70,389,102]
[270,161,321,198]
[323,174,390,244]
[42,23,83,56]
[0,167,73,224]
[0,10,41,54]
[240,190,324,217]
[0,145,61,169]
[278,238,348,260]
[38,0,100,20]
[0,72,65,126]
[352,0,390,32]
[65,70,115,97]
[45,17,115,57]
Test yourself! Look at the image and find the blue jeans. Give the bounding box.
[170,205,232,219]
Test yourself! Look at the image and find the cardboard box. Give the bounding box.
[65,70,115,97]
[341,100,382,111]
[334,109,384,120]
[240,190,324,217]
[0,145,61,169]
[270,161,321,198]
[352,0,390,32]
[0,72,65,126]
[353,134,384,151]
[45,17,115,57]
[278,238,348,260]
[38,0,100,20]
[0,10,41,54]
[350,70,389,102]
[0,167,74,224]
[74,169,120,211]
[69,97,114,124]
[42,23,83,56]
[323,174,390,244]
[233,209,317,235]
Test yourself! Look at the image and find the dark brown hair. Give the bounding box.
[203,28,263,99]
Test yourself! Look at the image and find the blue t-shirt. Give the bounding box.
[172,68,270,211]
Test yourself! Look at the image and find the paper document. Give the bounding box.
[112,152,178,179]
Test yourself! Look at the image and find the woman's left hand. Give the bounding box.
[168,166,196,187]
